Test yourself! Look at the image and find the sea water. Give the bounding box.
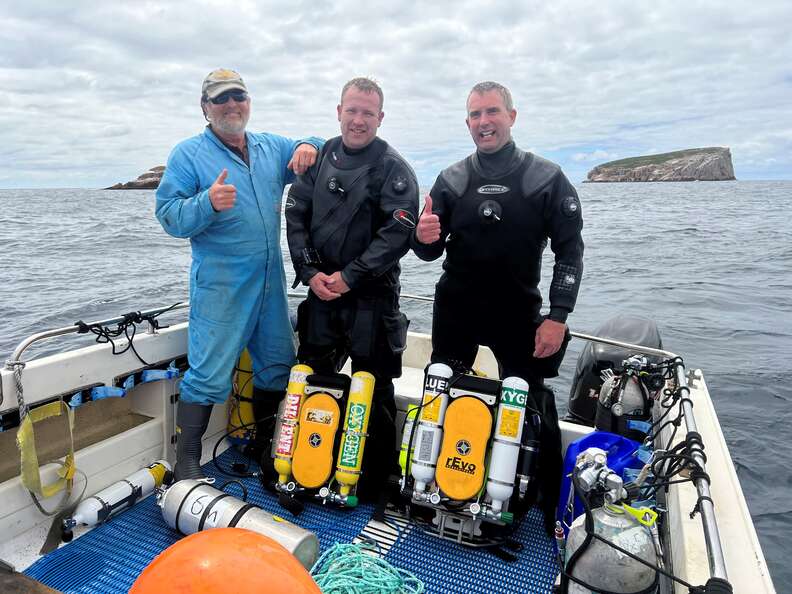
[0,181,790,589]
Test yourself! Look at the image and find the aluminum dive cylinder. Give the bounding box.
[334,371,376,500]
[486,377,529,514]
[62,460,172,539]
[565,504,658,594]
[410,363,453,493]
[595,372,651,442]
[159,479,319,569]
[274,364,313,485]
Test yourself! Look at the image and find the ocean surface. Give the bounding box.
[0,181,790,590]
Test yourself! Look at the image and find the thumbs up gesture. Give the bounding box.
[208,169,236,212]
[416,195,441,244]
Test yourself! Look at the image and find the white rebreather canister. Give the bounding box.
[158,479,319,569]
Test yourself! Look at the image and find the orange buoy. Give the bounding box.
[129,527,321,594]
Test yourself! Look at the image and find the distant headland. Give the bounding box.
[586,147,735,182]
[105,166,165,190]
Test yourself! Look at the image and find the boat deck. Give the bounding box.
[24,448,559,594]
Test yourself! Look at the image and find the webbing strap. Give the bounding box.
[17,400,76,500]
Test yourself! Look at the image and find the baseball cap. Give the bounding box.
[202,69,247,100]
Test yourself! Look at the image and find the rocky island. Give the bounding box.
[105,166,165,189]
[586,147,735,182]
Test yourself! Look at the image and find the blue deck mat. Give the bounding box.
[26,447,559,593]
[24,448,375,594]
[384,507,558,594]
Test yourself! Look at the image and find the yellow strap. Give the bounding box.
[16,400,76,499]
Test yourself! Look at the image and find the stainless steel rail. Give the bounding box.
[0,294,729,583]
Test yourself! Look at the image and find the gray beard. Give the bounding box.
[211,115,248,136]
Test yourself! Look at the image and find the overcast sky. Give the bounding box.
[2,0,790,189]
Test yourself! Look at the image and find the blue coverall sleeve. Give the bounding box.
[276,136,324,185]
[155,144,217,238]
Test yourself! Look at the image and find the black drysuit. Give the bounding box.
[411,140,584,532]
[286,135,419,501]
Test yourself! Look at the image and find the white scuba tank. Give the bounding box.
[486,377,529,513]
[565,504,657,594]
[62,460,172,538]
[410,363,453,493]
[159,479,319,569]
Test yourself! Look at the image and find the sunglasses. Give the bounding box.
[209,90,249,105]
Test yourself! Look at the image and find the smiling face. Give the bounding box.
[466,89,517,154]
[337,87,384,150]
[204,92,250,137]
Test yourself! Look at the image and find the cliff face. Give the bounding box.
[106,166,165,190]
[586,147,735,182]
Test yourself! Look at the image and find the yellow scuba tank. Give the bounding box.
[274,364,313,485]
[334,371,376,496]
[435,396,493,501]
[398,405,420,475]
[228,349,255,446]
[291,387,341,489]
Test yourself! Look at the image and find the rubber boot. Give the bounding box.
[174,401,212,481]
[251,388,284,488]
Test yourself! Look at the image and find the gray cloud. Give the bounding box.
[1,0,790,188]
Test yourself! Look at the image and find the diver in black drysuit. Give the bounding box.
[411,139,584,533]
[286,135,419,505]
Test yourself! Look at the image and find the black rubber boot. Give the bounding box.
[174,401,212,481]
[251,388,284,487]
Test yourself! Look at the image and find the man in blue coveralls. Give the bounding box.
[156,69,322,481]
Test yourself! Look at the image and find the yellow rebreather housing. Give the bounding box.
[274,364,313,485]
[435,397,493,501]
[334,372,376,496]
[228,349,255,444]
[291,393,341,489]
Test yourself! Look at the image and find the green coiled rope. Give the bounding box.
[310,541,425,593]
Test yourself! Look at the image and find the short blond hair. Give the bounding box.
[341,77,384,110]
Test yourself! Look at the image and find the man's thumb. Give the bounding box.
[215,169,228,185]
[423,195,433,216]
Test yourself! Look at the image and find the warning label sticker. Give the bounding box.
[499,408,521,439]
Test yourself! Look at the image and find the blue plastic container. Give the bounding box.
[557,431,643,529]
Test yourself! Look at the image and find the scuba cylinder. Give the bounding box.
[62,460,172,541]
[334,371,376,501]
[565,504,658,593]
[227,349,255,447]
[274,364,313,486]
[158,479,319,570]
[595,356,656,442]
[562,447,658,594]
[410,363,453,494]
[398,405,420,475]
[485,377,529,514]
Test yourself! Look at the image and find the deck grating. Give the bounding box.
[24,447,558,593]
